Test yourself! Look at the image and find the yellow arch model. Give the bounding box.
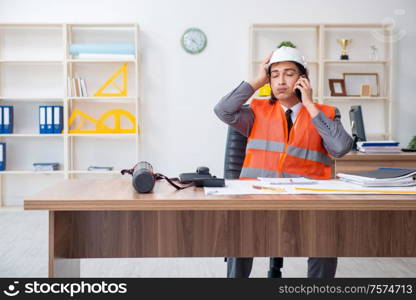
[68,108,138,134]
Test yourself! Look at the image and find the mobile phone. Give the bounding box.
[295,88,302,102]
[295,75,308,102]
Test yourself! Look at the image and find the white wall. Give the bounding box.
[1,0,415,178]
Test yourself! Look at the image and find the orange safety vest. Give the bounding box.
[240,99,335,180]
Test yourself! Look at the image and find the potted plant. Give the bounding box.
[277,41,297,48]
[408,136,416,150]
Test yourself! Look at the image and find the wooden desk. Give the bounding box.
[335,151,416,174]
[25,179,416,278]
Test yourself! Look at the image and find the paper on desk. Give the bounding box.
[204,180,268,195]
[204,179,416,195]
[257,177,317,185]
[204,179,317,195]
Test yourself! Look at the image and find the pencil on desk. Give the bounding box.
[252,185,286,193]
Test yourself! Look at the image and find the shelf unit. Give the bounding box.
[249,23,393,141]
[0,23,141,207]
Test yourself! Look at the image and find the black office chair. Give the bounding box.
[223,125,283,278]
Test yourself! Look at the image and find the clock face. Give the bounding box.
[181,28,207,54]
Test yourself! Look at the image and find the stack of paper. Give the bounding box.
[337,168,416,187]
[69,43,135,60]
[75,53,135,60]
[357,141,401,153]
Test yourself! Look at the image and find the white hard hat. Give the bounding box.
[267,46,308,71]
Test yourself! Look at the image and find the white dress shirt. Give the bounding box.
[280,102,303,123]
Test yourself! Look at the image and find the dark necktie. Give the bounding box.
[285,109,293,138]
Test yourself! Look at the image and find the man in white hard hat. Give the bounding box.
[214,44,353,278]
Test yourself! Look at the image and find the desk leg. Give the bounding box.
[48,211,80,278]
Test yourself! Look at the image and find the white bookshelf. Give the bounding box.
[0,23,141,207]
[249,23,394,141]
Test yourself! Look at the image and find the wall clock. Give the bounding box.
[181,28,207,54]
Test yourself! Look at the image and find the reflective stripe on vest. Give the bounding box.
[240,168,278,178]
[246,139,285,152]
[247,139,332,166]
[286,145,333,166]
[240,168,305,179]
[281,171,307,178]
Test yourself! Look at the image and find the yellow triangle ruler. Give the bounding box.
[94,63,128,97]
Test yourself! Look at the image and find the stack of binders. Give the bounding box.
[0,143,5,171]
[39,106,63,134]
[357,141,401,153]
[0,106,14,134]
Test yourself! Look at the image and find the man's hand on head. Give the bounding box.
[249,52,273,91]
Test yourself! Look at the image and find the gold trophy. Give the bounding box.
[337,39,352,60]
